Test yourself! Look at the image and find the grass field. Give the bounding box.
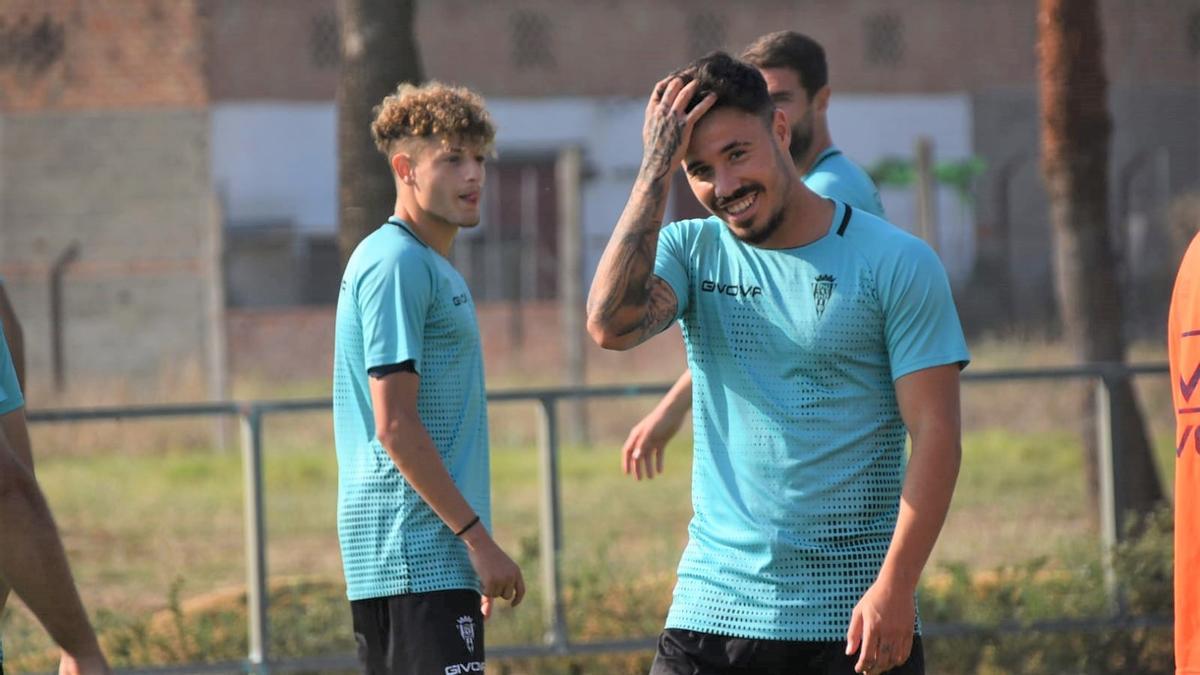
[0,339,1177,673]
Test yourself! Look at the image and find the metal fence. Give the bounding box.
[26,362,1172,674]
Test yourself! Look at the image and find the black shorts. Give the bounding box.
[649,628,925,675]
[350,589,485,675]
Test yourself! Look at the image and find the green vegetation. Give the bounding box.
[1,343,1176,674]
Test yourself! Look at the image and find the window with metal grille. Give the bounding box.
[510,10,554,69]
[864,12,903,66]
[687,12,725,58]
[310,12,339,69]
[0,14,66,72]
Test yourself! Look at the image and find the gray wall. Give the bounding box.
[0,109,222,394]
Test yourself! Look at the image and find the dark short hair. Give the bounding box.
[669,51,774,122]
[740,31,828,99]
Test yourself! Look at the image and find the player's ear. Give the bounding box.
[772,108,791,149]
[392,151,416,186]
[813,85,831,114]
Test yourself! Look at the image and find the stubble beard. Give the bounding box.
[789,113,815,167]
[739,148,797,246]
[739,201,787,245]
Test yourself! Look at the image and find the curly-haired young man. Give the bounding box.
[333,81,525,675]
[588,53,968,675]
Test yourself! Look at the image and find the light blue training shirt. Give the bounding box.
[332,218,490,601]
[0,324,22,417]
[804,146,886,219]
[653,200,969,640]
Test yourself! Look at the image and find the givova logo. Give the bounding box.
[700,279,763,298]
[444,662,484,674]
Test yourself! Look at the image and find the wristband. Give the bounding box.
[455,515,481,537]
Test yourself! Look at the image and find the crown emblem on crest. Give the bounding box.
[456,615,476,653]
[813,274,837,319]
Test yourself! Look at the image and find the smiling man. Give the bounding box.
[621,31,886,485]
[333,82,525,675]
[587,53,969,675]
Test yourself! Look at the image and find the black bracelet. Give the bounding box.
[455,515,481,537]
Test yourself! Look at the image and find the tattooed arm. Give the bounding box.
[587,77,716,351]
[585,175,676,350]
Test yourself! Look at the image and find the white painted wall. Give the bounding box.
[830,94,976,283]
[210,95,975,283]
[211,103,337,232]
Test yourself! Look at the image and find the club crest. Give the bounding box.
[456,615,476,653]
[813,274,836,318]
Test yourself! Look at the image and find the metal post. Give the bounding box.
[556,145,589,446]
[49,241,80,392]
[240,408,269,673]
[914,136,938,253]
[206,195,230,451]
[536,397,568,649]
[1093,375,1119,612]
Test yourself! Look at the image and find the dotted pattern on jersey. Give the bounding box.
[333,225,490,601]
[657,207,965,640]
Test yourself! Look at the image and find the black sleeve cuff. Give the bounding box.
[368,360,418,379]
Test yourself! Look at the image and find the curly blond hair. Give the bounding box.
[370,81,495,156]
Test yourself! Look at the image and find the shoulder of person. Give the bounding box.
[347,232,437,291]
[368,230,434,267]
[843,210,940,266]
[662,215,725,241]
[803,168,843,191]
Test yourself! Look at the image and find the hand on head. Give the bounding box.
[639,76,717,183]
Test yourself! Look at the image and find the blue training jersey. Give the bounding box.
[0,323,22,416]
[804,146,886,219]
[653,200,969,640]
[332,218,490,601]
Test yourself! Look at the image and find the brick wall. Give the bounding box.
[0,0,207,112]
[200,0,1200,101]
[203,0,339,102]
[0,109,220,393]
[0,0,219,396]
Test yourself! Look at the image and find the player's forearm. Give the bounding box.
[876,429,961,592]
[0,410,36,637]
[586,177,672,350]
[0,464,102,657]
[657,370,694,418]
[377,412,485,536]
[2,409,35,474]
